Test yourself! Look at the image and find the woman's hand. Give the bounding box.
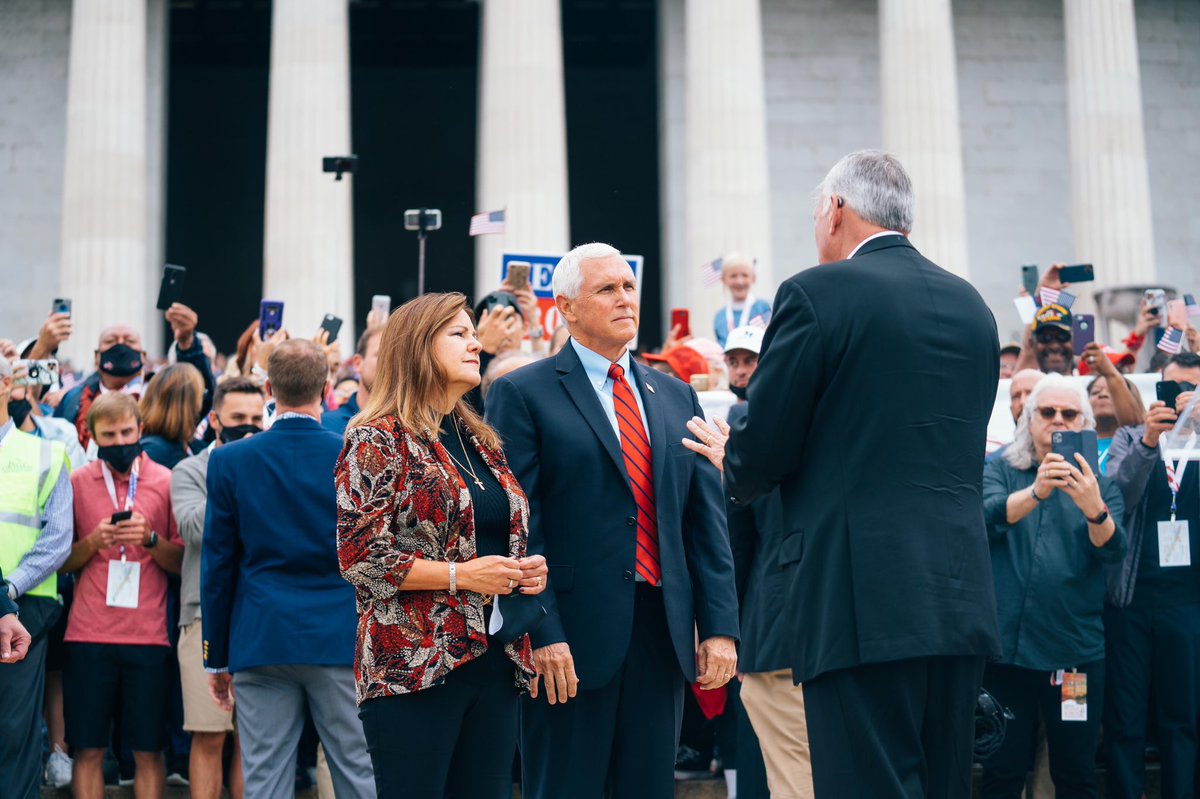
[517,554,548,595]
[477,306,522,355]
[253,327,289,372]
[1060,455,1106,519]
[458,555,523,595]
[1081,342,1117,377]
[1033,452,1071,498]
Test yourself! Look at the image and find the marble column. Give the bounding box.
[684,0,774,339]
[262,0,354,342]
[474,0,571,299]
[879,0,970,279]
[144,0,169,357]
[58,0,148,367]
[1063,0,1155,288]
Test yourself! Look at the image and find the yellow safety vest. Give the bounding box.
[0,429,68,599]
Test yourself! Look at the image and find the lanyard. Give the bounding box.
[725,295,756,337]
[101,459,140,561]
[1162,450,1188,522]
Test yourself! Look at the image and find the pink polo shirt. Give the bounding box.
[65,453,182,647]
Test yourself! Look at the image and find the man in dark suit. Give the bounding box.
[487,243,740,799]
[201,339,373,799]
[725,150,1002,799]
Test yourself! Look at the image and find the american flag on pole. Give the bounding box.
[1158,327,1184,355]
[700,257,723,287]
[1040,287,1075,310]
[469,209,506,236]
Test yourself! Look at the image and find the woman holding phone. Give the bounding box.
[334,292,547,799]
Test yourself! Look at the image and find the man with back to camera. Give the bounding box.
[725,150,1002,799]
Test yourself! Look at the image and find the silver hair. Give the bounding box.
[551,242,624,300]
[1004,373,1096,471]
[815,150,915,234]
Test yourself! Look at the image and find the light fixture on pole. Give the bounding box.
[404,208,442,296]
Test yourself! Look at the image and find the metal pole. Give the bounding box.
[417,230,427,296]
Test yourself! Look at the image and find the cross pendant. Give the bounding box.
[473,478,485,490]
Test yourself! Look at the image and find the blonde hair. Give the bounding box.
[139,363,204,446]
[351,292,501,451]
[87,392,141,437]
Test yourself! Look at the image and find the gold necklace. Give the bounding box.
[444,418,485,491]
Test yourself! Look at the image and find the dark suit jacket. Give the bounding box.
[487,342,739,686]
[725,235,1002,684]
[201,416,357,672]
[0,566,17,618]
[725,403,790,675]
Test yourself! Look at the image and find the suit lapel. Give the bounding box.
[556,346,630,485]
[631,360,669,501]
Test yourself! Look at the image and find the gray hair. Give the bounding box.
[481,350,541,399]
[551,242,624,300]
[1004,373,1096,471]
[816,150,914,234]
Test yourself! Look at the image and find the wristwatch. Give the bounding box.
[530,326,544,340]
[1086,506,1109,525]
[146,531,159,549]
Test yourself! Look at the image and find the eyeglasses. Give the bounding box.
[1037,406,1081,422]
[1034,328,1071,344]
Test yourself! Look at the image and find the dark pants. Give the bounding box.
[1104,601,1200,799]
[803,654,984,799]
[520,583,684,799]
[0,631,49,799]
[980,660,1105,799]
[358,643,519,799]
[733,682,771,799]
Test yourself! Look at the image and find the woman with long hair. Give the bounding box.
[139,362,205,468]
[334,292,548,799]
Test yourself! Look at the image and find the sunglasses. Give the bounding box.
[1037,406,1081,422]
[1035,328,1071,344]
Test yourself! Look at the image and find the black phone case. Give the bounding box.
[156,266,186,311]
[321,315,343,342]
[1052,430,1099,476]
[1157,381,1182,407]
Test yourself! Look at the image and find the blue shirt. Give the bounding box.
[321,392,359,437]
[569,338,650,442]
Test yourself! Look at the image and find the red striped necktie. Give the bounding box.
[607,364,661,585]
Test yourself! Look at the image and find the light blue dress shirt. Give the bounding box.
[569,338,651,442]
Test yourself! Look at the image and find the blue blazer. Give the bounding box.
[486,342,739,686]
[201,416,357,672]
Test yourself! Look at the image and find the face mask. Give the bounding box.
[98,344,143,378]
[96,443,142,474]
[730,384,748,400]
[218,423,261,445]
[7,398,32,428]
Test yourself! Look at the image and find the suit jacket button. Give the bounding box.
[623,570,634,581]
[626,516,636,526]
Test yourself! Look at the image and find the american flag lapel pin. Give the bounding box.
[646,383,656,395]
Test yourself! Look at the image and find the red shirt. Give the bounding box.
[65,453,182,647]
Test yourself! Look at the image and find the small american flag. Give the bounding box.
[1040,287,1075,309]
[1186,294,1200,317]
[748,313,769,328]
[1158,327,1184,355]
[700,257,723,288]
[469,209,506,236]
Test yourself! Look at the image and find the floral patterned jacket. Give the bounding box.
[334,415,535,703]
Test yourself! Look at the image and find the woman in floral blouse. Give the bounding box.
[334,292,548,799]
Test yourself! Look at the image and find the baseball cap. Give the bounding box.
[724,326,765,355]
[642,346,710,384]
[1032,303,1072,332]
[1000,341,1022,357]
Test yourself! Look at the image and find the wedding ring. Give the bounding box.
[507,579,514,589]
[537,576,542,586]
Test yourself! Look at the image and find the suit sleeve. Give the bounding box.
[683,389,740,643]
[725,280,825,504]
[176,337,216,421]
[486,376,567,649]
[0,566,17,618]
[200,448,240,672]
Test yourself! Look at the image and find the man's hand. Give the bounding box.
[114,512,150,548]
[165,303,199,351]
[683,416,730,473]
[1132,297,1159,339]
[1060,455,1106,519]
[516,555,548,595]
[1037,263,1069,297]
[30,312,73,359]
[0,613,31,663]
[313,329,342,374]
[90,521,118,552]
[1034,452,1071,498]
[207,673,234,712]
[661,323,691,354]
[253,328,289,372]
[477,306,522,355]
[1081,342,1118,378]
[530,642,579,704]
[695,636,737,690]
[1143,401,1178,449]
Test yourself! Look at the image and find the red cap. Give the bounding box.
[641,346,710,384]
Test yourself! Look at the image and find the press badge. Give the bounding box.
[106,559,140,609]
[1061,672,1087,722]
[1158,520,1191,568]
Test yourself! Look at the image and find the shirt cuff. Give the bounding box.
[204,666,229,674]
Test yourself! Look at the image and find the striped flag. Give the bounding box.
[1158,327,1184,355]
[700,257,723,288]
[1040,287,1075,310]
[1186,293,1200,317]
[469,209,506,236]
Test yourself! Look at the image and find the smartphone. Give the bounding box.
[156,264,186,311]
[51,297,71,317]
[1167,299,1188,330]
[1057,264,1094,284]
[1051,429,1100,476]
[1157,380,1183,408]
[13,359,59,387]
[110,510,132,525]
[671,308,690,338]
[505,262,531,291]
[319,314,343,343]
[1071,314,1095,356]
[1145,289,1166,316]
[371,294,391,320]
[1021,265,1040,296]
[259,300,284,339]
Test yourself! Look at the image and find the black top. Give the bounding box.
[439,420,508,558]
[1137,458,1200,607]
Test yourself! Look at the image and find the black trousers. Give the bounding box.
[980,660,1105,799]
[1104,601,1200,799]
[520,583,684,799]
[358,643,519,799]
[803,654,984,799]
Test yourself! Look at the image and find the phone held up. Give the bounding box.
[156,264,186,311]
[259,300,285,340]
[1051,430,1100,476]
[1056,264,1094,284]
[371,295,391,321]
[1071,314,1095,357]
[13,359,59,387]
[319,314,343,343]
[1021,265,1039,296]
[671,308,690,338]
[52,297,71,317]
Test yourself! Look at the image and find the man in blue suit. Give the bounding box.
[487,242,740,799]
[201,339,373,799]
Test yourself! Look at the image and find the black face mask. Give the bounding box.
[96,443,142,474]
[218,423,261,445]
[7,398,32,428]
[730,384,748,400]
[98,344,143,378]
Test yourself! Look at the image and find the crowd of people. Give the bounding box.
[0,148,1197,799]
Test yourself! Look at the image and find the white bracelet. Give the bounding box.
[448,563,457,594]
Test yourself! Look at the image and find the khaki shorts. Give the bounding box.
[178,619,235,733]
